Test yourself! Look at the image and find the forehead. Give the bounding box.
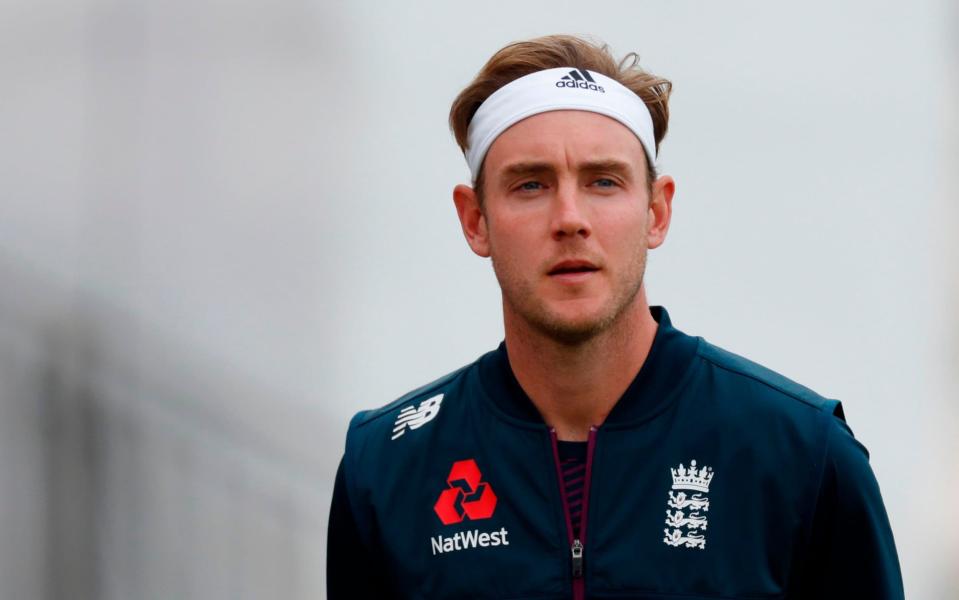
[483,110,646,174]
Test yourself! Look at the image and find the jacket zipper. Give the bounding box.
[550,426,598,600]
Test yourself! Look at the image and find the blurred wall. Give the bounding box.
[1,1,956,599]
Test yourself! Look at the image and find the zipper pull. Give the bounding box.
[571,538,584,578]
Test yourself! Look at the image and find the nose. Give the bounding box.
[550,183,591,241]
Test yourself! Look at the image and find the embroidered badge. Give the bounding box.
[662,460,714,550]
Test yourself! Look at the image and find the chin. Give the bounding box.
[504,284,640,346]
[532,311,617,346]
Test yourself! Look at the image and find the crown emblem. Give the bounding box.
[670,460,714,493]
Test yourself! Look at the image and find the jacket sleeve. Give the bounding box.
[794,414,904,599]
[327,455,395,599]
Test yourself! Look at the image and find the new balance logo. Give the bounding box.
[434,459,497,525]
[391,394,443,440]
[555,69,605,92]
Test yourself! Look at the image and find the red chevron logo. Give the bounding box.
[433,459,498,525]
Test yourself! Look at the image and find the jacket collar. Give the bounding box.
[478,306,701,428]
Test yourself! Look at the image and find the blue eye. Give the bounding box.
[518,181,543,191]
[593,178,617,188]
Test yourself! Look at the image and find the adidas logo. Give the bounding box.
[555,69,605,92]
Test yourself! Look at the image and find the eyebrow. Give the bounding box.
[498,158,635,182]
[500,162,554,180]
[579,159,634,176]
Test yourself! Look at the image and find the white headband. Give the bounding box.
[464,67,657,182]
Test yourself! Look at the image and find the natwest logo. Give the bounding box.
[433,459,497,525]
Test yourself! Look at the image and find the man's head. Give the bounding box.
[449,35,675,345]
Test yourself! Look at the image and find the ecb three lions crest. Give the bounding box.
[663,460,714,550]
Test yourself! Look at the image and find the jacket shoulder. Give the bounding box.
[342,359,478,490]
[348,361,473,432]
[696,339,844,418]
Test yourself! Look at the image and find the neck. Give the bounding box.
[503,287,659,442]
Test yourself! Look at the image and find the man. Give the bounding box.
[327,35,903,599]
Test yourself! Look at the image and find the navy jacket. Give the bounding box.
[328,307,903,599]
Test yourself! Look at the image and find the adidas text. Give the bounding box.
[430,527,510,555]
[555,80,605,92]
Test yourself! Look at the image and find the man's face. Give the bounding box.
[458,110,671,345]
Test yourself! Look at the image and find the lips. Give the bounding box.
[548,260,600,276]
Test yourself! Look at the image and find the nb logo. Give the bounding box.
[392,394,443,440]
[434,459,498,525]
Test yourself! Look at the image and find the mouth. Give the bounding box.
[548,260,601,278]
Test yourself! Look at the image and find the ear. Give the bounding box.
[453,184,491,257]
[646,175,675,249]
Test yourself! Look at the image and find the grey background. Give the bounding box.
[1,0,956,598]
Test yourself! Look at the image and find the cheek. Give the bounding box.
[596,213,647,250]
[487,215,542,253]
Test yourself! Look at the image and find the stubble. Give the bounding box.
[491,241,648,347]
